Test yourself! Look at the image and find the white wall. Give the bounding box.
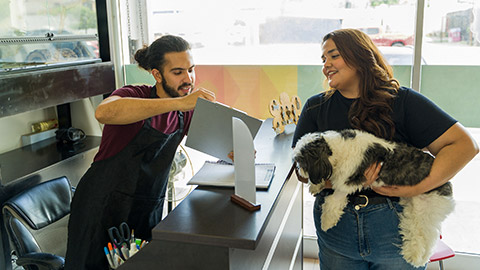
[0,96,103,155]
[0,108,56,154]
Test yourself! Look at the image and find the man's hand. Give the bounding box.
[180,88,216,112]
[227,151,234,162]
[227,150,256,163]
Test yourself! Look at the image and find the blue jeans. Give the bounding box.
[313,192,427,270]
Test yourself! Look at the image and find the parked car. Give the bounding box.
[358,27,414,47]
[379,46,426,65]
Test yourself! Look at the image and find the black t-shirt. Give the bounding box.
[292,87,457,148]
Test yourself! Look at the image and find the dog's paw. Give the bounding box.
[319,192,349,231]
[309,183,325,195]
[320,217,338,232]
[401,246,430,267]
[320,205,342,231]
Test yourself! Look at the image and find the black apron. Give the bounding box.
[65,87,184,270]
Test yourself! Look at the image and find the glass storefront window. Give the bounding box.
[423,0,480,65]
[140,0,416,65]
[0,0,100,72]
[131,0,480,257]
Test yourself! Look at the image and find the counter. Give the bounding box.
[118,119,303,270]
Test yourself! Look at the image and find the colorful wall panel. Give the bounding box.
[125,64,479,127]
[196,65,301,120]
[126,64,324,120]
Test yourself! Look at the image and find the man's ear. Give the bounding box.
[152,68,162,83]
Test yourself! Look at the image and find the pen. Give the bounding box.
[104,246,115,269]
[131,229,135,245]
[112,246,119,268]
[113,252,124,267]
[121,243,130,259]
[107,242,115,261]
[113,243,123,260]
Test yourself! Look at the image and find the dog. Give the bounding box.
[292,129,455,267]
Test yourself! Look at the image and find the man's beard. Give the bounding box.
[161,78,192,98]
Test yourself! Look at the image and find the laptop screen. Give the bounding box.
[185,98,263,161]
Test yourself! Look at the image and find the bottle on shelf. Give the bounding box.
[31,119,59,133]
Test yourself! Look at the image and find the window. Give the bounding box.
[124,0,480,66]
[132,0,418,65]
[121,0,480,258]
[0,0,100,72]
[423,0,480,65]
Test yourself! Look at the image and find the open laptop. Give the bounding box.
[185,98,263,161]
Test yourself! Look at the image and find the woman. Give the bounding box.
[292,28,478,269]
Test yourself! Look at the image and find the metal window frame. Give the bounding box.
[411,0,425,92]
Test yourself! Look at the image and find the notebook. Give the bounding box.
[185,98,263,161]
[187,161,276,190]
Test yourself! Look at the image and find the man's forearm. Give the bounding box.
[96,97,182,125]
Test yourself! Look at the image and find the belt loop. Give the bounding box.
[386,197,394,209]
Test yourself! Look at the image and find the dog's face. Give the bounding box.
[293,133,333,185]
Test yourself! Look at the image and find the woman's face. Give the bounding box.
[321,38,360,98]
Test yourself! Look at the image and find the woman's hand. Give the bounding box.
[363,162,382,188]
[294,165,309,183]
[293,164,333,188]
[373,123,479,198]
[372,184,421,197]
[365,161,424,197]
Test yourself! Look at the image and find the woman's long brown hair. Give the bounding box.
[323,28,400,139]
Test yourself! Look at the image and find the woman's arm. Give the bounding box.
[372,122,479,197]
[95,88,215,125]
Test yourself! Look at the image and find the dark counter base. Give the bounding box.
[120,175,302,270]
[119,120,303,270]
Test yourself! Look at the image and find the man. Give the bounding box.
[65,35,215,270]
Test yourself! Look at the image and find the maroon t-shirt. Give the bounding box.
[94,85,193,162]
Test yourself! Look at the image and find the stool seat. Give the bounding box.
[429,237,455,270]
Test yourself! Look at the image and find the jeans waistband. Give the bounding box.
[318,189,399,210]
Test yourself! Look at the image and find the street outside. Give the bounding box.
[192,42,480,66]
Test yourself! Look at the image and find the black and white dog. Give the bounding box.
[293,129,455,267]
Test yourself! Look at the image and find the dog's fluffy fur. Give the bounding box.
[293,129,455,267]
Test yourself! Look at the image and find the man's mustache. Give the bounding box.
[178,83,193,90]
